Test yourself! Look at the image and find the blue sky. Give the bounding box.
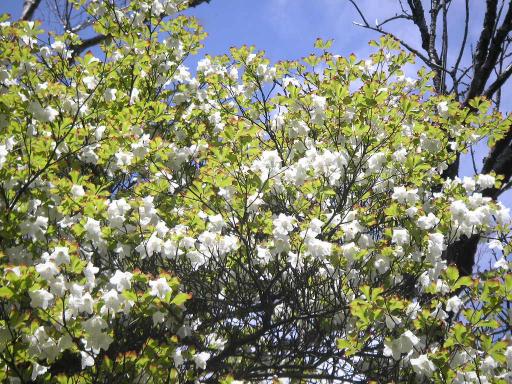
[1,0,511,265]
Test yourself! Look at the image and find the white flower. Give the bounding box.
[82,316,107,334]
[341,242,359,259]
[462,176,476,193]
[149,277,171,299]
[427,233,445,260]
[136,232,163,258]
[107,198,131,228]
[495,203,510,225]
[435,279,450,294]
[505,346,512,368]
[102,289,123,313]
[28,102,59,122]
[481,356,496,374]
[251,150,282,181]
[193,351,211,370]
[0,144,7,169]
[130,87,140,104]
[35,261,59,280]
[109,270,133,292]
[83,76,98,90]
[84,217,102,241]
[406,302,421,319]
[400,330,420,352]
[84,262,99,287]
[51,40,66,52]
[392,229,410,246]
[208,214,226,233]
[20,215,48,241]
[228,66,238,80]
[476,174,495,189]
[391,187,419,205]
[385,314,401,330]
[256,246,272,264]
[50,246,70,266]
[104,88,117,102]
[273,214,295,236]
[374,255,390,274]
[392,147,407,162]
[450,200,468,221]
[70,184,85,197]
[367,152,386,172]
[197,57,213,74]
[406,207,418,218]
[446,295,462,313]
[410,354,436,377]
[494,258,509,270]
[488,239,503,250]
[383,338,402,360]
[431,303,448,321]
[81,351,95,369]
[31,362,48,381]
[151,0,164,15]
[417,213,439,230]
[173,349,184,367]
[82,316,113,352]
[115,151,133,168]
[187,250,207,269]
[162,239,179,259]
[29,289,54,309]
[306,238,332,259]
[437,101,449,117]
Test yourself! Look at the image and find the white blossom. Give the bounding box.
[410,354,436,377]
[29,289,54,309]
[149,277,172,299]
[193,351,211,370]
[109,270,133,292]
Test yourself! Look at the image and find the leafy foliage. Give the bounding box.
[0,1,512,383]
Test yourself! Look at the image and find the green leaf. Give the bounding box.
[171,292,192,306]
[0,286,14,299]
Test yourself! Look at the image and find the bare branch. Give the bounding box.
[70,34,109,57]
[20,0,42,21]
[350,21,447,73]
[473,0,498,73]
[406,0,443,90]
[440,0,449,92]
[484,62,512,99]
[188,0,211,7]
[348,0,371,27]
[451,0,470,93]
[375,14,411,29]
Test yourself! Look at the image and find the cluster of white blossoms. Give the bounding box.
[2,4,512,382]
[0,1,228,381]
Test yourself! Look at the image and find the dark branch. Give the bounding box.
[465,0,512,102]
[70,34,109,57]
[188,0,211,7]
[406,0,443,90]
[20,0,42,21]
[484,62,512,99]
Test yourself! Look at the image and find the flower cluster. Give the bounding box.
[1,2,511,384]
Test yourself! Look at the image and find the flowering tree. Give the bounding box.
[1,1,512,383]
[349,0,512,276]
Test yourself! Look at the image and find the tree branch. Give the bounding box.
[484,62,512,99]
[406,0,443,90]
[464,0,512,102]
[188,0,211,7]
[20,0,42,21]
[70,34,109,57]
